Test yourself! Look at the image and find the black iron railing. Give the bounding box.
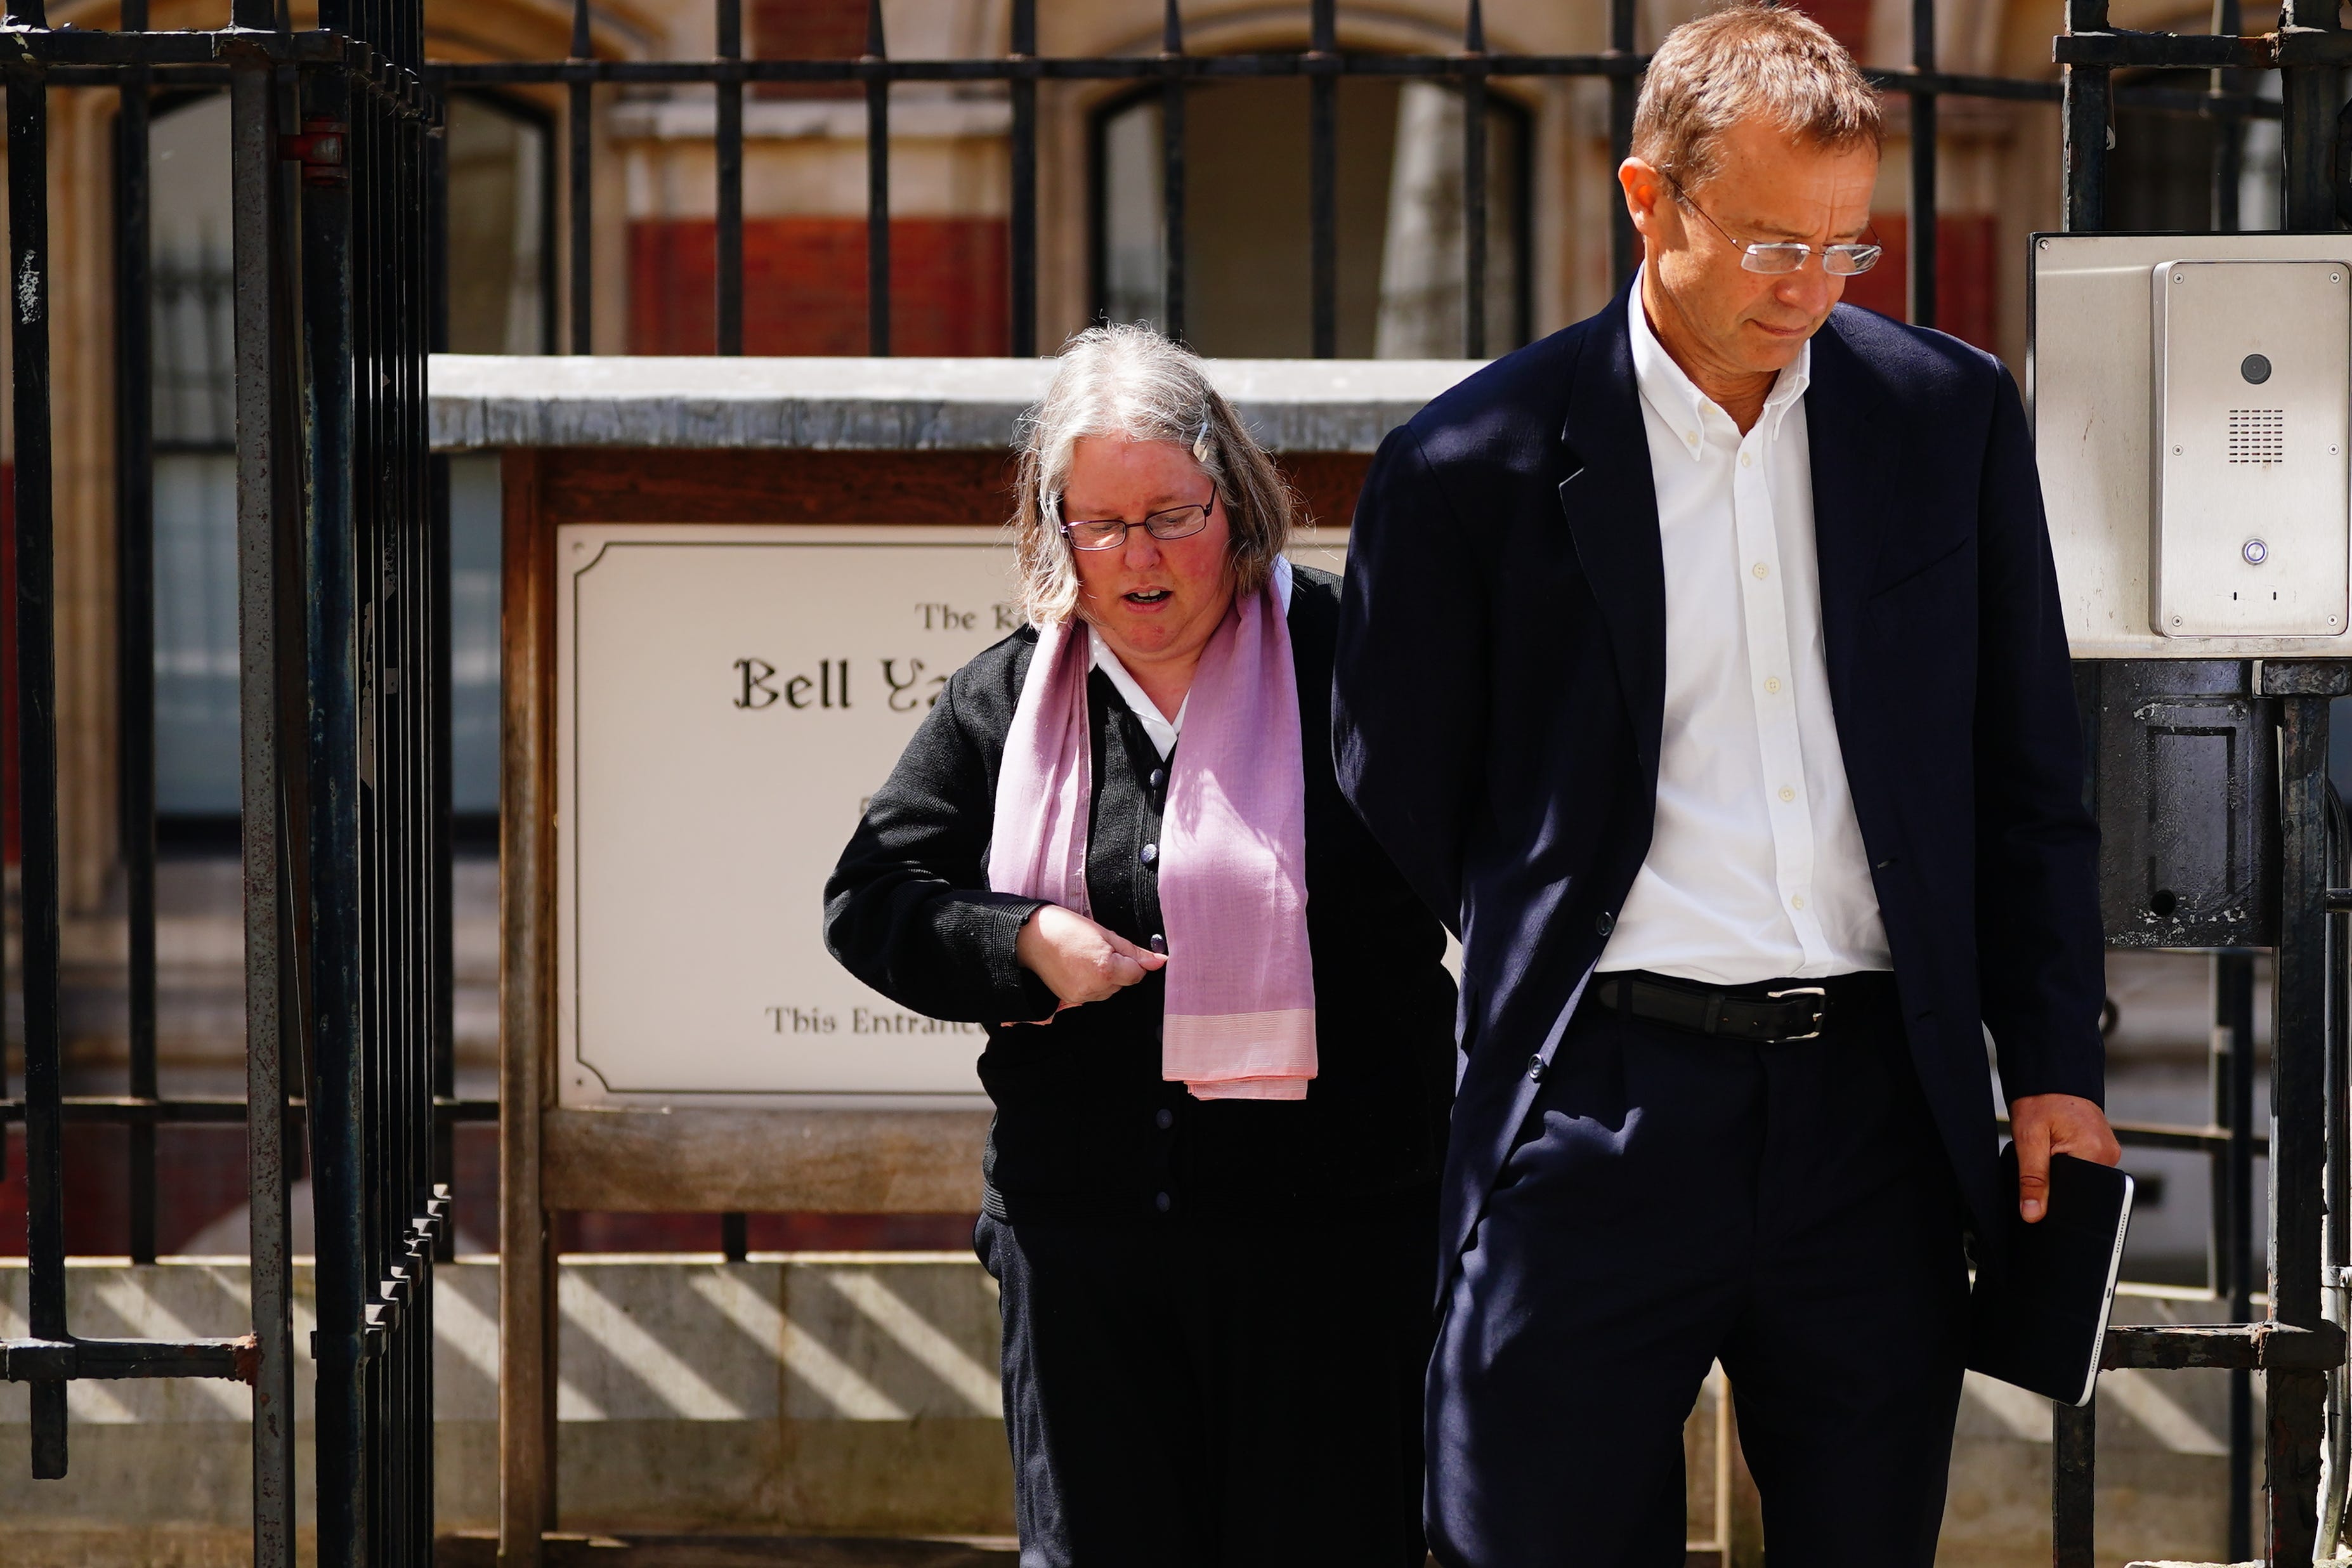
[413,0,2285,358]
[0,1,454,1562]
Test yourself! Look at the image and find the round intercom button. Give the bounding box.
[2244,539,2270,566]
[2242,353,2273,384]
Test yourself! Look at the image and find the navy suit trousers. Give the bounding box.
[1427,974,1971,1567]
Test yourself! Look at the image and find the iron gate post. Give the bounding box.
[2266,685,2339,1558]
[567,0,591,351]
[112,0,159,1271]
[5,16,67,1486]
[2281,0,2340,228]
[2055,1397,2096,1567]
[2218,949,2259,1560]
[863,0,889,355]
[2061,0,2110,231]
[1007,0,1036,356]
[294,41,368,1561]
[1462,0,1489,360]
[1907,0,1937,329]
[229,47,300,1568]
[1607,0,1636,286]
[1157,0,1183,345]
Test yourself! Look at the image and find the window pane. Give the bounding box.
[151,94,233,449]
[149,95,238,820]
[445,95,551,355]
[1102,100,1165,331]
[1096,77,1525,357]
[1375,81,1521,358]
[154,454,240,816]
[449,454,504,818]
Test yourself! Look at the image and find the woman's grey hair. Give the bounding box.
[1012,323,1295,628]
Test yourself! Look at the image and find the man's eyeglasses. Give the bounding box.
[1059,493,1216,551]
[1665,173,1882,277]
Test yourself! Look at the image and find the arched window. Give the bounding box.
[1092,76,1531,358]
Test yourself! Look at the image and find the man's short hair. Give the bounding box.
[1631,4,1883,188]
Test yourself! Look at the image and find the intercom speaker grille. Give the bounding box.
[2228,408,2286,464]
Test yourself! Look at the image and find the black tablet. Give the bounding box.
[1966,1146,2136,1408]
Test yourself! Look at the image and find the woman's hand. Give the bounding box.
[1014,903,1166,1013]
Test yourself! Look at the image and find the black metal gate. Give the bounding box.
[0,0,447,1560]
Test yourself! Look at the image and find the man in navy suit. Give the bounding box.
[1334,7,2121,1564]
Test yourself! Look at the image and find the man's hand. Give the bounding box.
[1014,903,1166,1014]
[2009,1093,2122,1223]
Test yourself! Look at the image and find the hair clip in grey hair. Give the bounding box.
[1191,418,1213,464]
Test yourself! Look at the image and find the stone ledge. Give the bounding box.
[428,356,1483,455]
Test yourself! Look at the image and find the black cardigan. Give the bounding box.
[823,566,1456,1222]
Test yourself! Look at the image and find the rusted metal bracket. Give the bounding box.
[2055,26,2352,68]
[2102,1321,2347,1371]
[0,1333,257,1383]
[2256,660,2352,696]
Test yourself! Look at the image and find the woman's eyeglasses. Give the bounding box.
[1059,493,1216,551]
[1666,173,1882,277]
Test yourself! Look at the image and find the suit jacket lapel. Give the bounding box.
[1558,289,1667,779]
[1801,313,1890,716]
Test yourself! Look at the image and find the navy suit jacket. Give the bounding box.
[1333,287,2107,1299]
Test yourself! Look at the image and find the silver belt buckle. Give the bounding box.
[1765,985,1829,1041]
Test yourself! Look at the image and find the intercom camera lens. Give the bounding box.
[2242,353,2273,384]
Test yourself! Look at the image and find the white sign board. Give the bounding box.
[558,524,1022,1107]
[554,522,1349,1108]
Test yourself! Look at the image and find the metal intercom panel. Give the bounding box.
[2031,233,2352,657]
[2151,260,2350,637]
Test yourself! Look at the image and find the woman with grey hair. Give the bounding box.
[825,323,1453,1565]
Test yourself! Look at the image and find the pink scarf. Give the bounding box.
[988,575,1317,1101]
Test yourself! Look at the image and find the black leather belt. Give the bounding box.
[1590,970,1834,1042]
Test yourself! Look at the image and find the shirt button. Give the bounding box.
[1149,934,1166,955]
[1156,1108,1174,1130]
[1790,894,1807,911]
[1739,452,1754,468]
[1684,431,1698,445]
[1763,676,1782,695]
[1149,768,1166,791]
[1752,562,1769,580]
[1779,785,1796,803]
[1595,911,1615,935]
[1140,844,1158,865]
[1155,1192,1172,1213]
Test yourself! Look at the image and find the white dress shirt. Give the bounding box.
[1597,282,1891,984]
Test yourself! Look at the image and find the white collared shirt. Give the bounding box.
[1086,556,1293,761]
[1597,278,1890,984]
